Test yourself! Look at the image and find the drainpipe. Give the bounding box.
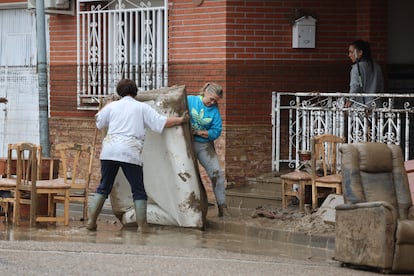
[36,0,50,157]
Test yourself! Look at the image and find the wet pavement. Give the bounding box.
[0,207,332,261]
[0,238,377,275]
[0,202,382,275]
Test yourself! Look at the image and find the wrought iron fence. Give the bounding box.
[272,92,414,171]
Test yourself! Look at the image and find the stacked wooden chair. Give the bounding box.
[0,142,72,226]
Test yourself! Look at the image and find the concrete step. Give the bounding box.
[227,172,283,210]
[246,177,281,193]
[227,186,281,209]
[247,172,282,190]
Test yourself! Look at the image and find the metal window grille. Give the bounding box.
[76,0,168,109]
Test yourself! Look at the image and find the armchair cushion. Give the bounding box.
[335,202,397,270]
[393,220,414,272]
[358,143,393,172]
[360,171,398,211]
[396,220,414,244]
[339,144,365,203]
[408,206,414,219]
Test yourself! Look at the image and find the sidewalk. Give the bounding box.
[93,195,336,253]
[207,205,335,251]
[1,195,336,260]
[0,239,370,276]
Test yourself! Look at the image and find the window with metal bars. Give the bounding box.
[76,0,168,110]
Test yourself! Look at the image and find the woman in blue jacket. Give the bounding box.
[187,83,227,217]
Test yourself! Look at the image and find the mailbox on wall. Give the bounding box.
[292,16,317,49]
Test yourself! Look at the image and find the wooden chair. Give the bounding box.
[13,142,38,226]
[49,143,93,221]
[0,144,19,223]
[311,134,345,209]
[281,170,312,212]
[14,142,71,226]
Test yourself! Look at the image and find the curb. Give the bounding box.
[77,198,335,251]
[207,218,335,251]
[206,210,335,251]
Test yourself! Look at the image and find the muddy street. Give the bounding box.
[0,205,383,275]
[0,209,331,262]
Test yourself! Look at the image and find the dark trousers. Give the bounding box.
[96,160,147,201]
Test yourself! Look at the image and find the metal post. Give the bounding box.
[36,0,50,157]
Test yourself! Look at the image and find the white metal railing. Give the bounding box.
[76,0,168,109]
[272,92,414,171]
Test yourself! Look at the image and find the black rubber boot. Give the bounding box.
[218,203,228,217]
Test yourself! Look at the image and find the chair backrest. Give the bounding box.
[5,143,15,178]
[340,142,412,219]
[52,143,93,191]
[14,142,38,189]
[311,134,345,178]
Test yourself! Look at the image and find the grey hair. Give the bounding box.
[199,82,223,98]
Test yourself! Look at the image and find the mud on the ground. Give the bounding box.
[247,205,335,237]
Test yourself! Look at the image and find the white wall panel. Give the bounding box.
[0,9,38,157]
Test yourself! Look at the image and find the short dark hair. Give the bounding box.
[116,79,138,97]
[350,40,373,64]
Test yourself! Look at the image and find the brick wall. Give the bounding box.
[48,12,91,117]
[44,0,388,190]
[221,0,387,185]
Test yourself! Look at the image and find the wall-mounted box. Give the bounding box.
[292,16,317,48]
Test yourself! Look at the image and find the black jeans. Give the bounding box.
[96,160,146,201]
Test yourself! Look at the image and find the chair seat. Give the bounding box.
[55,192,85,198]
[315,174,342,184]
[36,178,71,189]
[0,178,17,187]
[281,171,311,181]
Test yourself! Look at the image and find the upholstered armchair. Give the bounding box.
[335,142,414,273]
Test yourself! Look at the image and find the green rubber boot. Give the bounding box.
[134,200,153,233]
[86,193,106,231]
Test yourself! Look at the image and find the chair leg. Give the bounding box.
[4,203,8,223]
[48,194,54,217]
[281,180,287,209]
[14,191,20,226]
[64,190,70,226]
[83,194,88,221]
[298,181,305,212]
[336,184,342,195]
[0,202,8,223]
[312,183,317,210]
[30,194,38,227]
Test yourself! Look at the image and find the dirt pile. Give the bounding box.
[250,205,335,236]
